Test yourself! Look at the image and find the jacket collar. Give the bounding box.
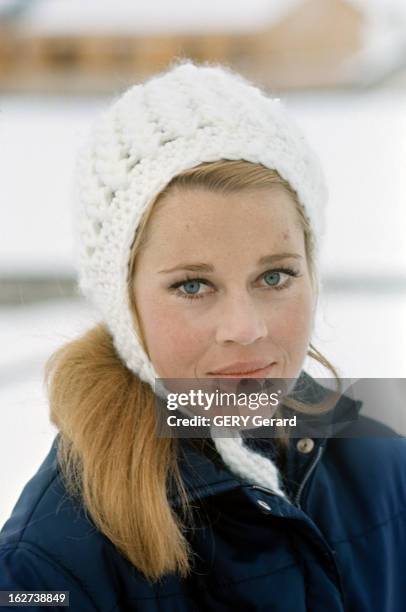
[168,438,243,507]
[168,372,363,507]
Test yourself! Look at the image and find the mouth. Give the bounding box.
[207,362,276,378]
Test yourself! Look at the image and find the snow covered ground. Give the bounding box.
[1,86,406,529]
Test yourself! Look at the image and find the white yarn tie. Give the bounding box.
[211,426,287,500]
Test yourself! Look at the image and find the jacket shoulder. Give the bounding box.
[0,437,123,611]
[321,414,406,516]
[334,412,406,464]
[0,543,98,610]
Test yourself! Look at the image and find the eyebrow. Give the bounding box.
[159,253,303,274]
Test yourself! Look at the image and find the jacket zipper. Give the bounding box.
[294,445,324,508]
[249,444,325,509]
[250,444,345,606]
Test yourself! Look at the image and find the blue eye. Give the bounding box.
[264,271,281,286]
[182,280,201,295]
[169,277,211,300]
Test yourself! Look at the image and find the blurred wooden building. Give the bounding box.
[0,0,404,93]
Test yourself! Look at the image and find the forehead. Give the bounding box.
[146,186,302,246]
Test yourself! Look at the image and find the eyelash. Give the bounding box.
[169,267,301,301]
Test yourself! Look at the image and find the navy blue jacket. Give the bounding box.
[1,378,406,611]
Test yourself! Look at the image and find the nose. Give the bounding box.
[215,293,268,346]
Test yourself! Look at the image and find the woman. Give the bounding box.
[0,61,405,611]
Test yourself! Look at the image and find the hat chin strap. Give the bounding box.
[210,425,287,500]
[154,378,287,499]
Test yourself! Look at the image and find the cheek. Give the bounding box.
[272,292,314,347]
[139,298,209,373]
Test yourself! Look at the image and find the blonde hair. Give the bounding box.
[46,159,340,583]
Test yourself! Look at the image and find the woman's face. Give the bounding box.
[132,185,316,383]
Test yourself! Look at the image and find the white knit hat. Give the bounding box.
[74,60,328,500]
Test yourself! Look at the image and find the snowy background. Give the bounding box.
[1,0,406,528]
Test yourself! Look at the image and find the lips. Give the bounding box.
[208,360,274,375]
